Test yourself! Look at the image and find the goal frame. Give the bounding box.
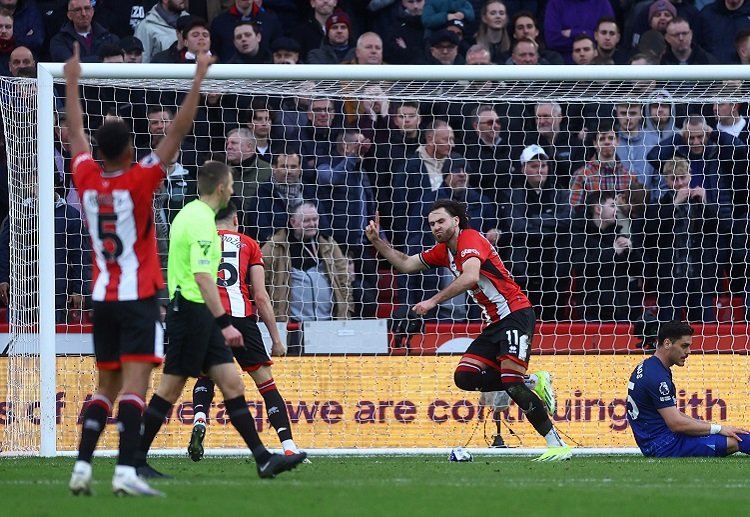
[32,62,750,457]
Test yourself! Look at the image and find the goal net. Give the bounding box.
[1,64,749,456]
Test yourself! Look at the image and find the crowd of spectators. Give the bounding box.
[1,0,749,333]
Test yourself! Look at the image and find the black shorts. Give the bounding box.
[230,315,273,372]
[463,308,536,371]
[163,296,234,378]
[91,297,164,370]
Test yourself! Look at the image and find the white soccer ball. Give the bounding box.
[449,446,473,462]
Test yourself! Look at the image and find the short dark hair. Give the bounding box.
[395,100,420,112]
[594,118,616,136]
[584,189,616,219]
[197,160,232,195]
[429,198,469,229]
[147,105,174,118]
[95,121,132,161]
[272,146,300,165]
[99,43,124,61]
[234,20,260,35]
[15,66,36,78]
[596,16,619,31]
[666,16,690,30]
[511,10,537,34]
[628,52,657,65]
[181,17,209,39]
[573,34,595,46]
[215,199,237,222]
[239,97,271,125]
[657,321,694,347]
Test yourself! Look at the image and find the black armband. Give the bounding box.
[215,313,232,329]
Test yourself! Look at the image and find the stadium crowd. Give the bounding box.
[1,0,749,338]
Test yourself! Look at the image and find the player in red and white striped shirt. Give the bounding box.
[66,44,215,495]
[187,202,304,462]
[366,198,571,461]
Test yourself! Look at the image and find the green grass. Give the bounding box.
[2,455,750,516]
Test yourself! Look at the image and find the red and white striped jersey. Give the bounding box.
[420,228,531,324]
[217,230,263,317]
[72,152,165,302]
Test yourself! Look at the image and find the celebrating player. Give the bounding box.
[187,201,304,462]
[135,160,307,480]
[66,43,210,496]
[627,320,750,457]
[366,199,571,460]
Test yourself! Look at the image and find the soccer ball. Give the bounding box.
[449,447,473,462]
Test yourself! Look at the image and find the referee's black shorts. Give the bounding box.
[230,315,273,372]
[164,295,234,378]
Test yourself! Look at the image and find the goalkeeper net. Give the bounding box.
[1,65,749,455]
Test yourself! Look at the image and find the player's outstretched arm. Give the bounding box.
[249,264,286,356]
[658,406,750,437]
[365,211,424,274]
[63,43,90,158]
[154,52,215,164]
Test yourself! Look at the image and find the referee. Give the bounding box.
[136,160,307,479]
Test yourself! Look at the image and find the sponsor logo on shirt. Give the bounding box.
[460,248,479,258]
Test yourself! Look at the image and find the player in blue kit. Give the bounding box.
[626,320,750,457]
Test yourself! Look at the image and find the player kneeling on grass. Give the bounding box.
[366,199,571,461]
[187,201,305,462]
[480,371,556,447]
[627,320,750,457]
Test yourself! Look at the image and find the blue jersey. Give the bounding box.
[626,356,677,451]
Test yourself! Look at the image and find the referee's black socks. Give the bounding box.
[135,394,173,466]
[225,395,272,463]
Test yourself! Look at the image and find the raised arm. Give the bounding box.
[153,53,215,164]
[63,43,90,158]
[365,211,425,273]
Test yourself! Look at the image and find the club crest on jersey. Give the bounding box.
[198,240,212,256]
[659,381,669,396]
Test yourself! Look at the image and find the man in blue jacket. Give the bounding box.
[698,0,750,64]
[49,0,119,62]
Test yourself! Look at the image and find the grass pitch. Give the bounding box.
[2,455,749,517]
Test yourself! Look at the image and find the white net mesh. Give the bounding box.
[0,78,43,453]
[1,69,750,454]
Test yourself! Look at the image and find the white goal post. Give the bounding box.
[2,63,750,457]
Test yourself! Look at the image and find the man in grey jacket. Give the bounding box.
[134,0,188,62]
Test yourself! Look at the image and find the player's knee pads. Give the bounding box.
[454,369,483,391]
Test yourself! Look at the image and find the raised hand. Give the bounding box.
[365,210,381,243]
[194,52,215,80]
[64,42,81,81]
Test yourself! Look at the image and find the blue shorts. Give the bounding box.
[640,432,728,458]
